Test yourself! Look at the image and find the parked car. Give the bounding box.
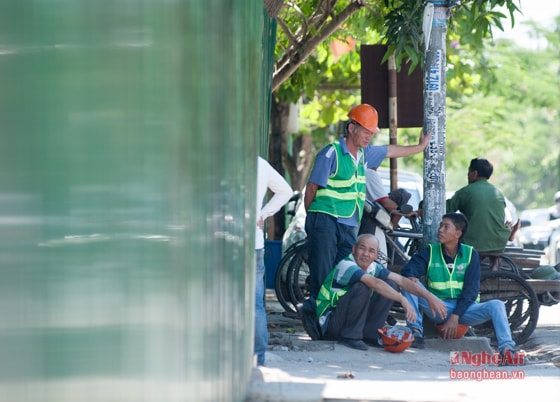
[544,219,560,265]
[282,167,424,252]
[515,208,554,250]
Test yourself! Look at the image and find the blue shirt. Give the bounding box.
[308,137,388,226]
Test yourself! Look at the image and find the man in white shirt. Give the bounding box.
[255,157,293,366]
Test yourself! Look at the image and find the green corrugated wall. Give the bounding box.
[0,1,271,401]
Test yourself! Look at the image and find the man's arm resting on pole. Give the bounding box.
[385,129,432,158]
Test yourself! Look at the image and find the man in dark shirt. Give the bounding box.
[400,213,516,361]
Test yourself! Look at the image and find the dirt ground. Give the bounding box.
[264,290,560,378]
[246,291,559,401]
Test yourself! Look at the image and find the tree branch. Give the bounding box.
[272,1,366,91]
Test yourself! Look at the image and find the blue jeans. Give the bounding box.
[254,248,267,366]
[402,282,516,352]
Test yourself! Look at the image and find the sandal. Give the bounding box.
[410,328,424,349]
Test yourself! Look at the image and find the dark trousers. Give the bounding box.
[326,280,398,341]
[305,212,357,299]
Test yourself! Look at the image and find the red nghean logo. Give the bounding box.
[449,350,525,367]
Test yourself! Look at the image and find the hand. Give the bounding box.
[257,216,264,230]
[402,210,419,219]
[418,129,432,150]
[391,210,418,218]
[400,298,417,323]
[439,314,459,339]
[428,295,447,321]
[407,277,420,284]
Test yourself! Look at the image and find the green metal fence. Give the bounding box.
[0,1,271,401]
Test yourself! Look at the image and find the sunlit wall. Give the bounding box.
[0,1,265,401]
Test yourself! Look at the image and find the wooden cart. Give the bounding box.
[476,247,560,345]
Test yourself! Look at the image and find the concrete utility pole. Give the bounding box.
[388,52,398,192]
[422,1,451,244]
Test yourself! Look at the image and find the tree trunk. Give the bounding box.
[284,131,313,192]
[268,97,314,241]
[267,98,291,241]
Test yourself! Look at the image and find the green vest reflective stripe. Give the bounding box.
[427,243,473,300]
[316,255,371,317]
[316,268,349,317]
[308,141,366,219]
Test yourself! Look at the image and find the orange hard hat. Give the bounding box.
[377,325,414,353]
[348,104,380,133]
[436,324,470,339]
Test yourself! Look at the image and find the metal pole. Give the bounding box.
[423,2,449,244]
[388,52,398,191]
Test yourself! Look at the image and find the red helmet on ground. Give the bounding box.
[378,325,414,353]
[348,104,380,133]
[436,324,470,339]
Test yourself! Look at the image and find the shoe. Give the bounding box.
[363,337,383,348]
[410,328,424,349]
[296,302,321,341]
[338,338,368,351]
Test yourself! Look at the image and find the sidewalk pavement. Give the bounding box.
[245,292,560,402]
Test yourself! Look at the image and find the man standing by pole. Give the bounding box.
[298,104,430,340]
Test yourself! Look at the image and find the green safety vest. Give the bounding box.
[316,266,352,318]
[316,255,384,318]
[308,141,366,219]
[426,243,473,300]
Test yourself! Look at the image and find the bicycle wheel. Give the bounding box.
[471,270,539,345]
[285,242,310,307]
[273,240,305,314]
[480,254,520,276]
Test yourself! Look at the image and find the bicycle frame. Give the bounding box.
[385,229,423,266]
[363,200,424,269]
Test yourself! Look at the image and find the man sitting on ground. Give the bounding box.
[299,233,446,350]
[400,212,518,363]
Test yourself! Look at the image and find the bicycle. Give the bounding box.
[273,239,306,314]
